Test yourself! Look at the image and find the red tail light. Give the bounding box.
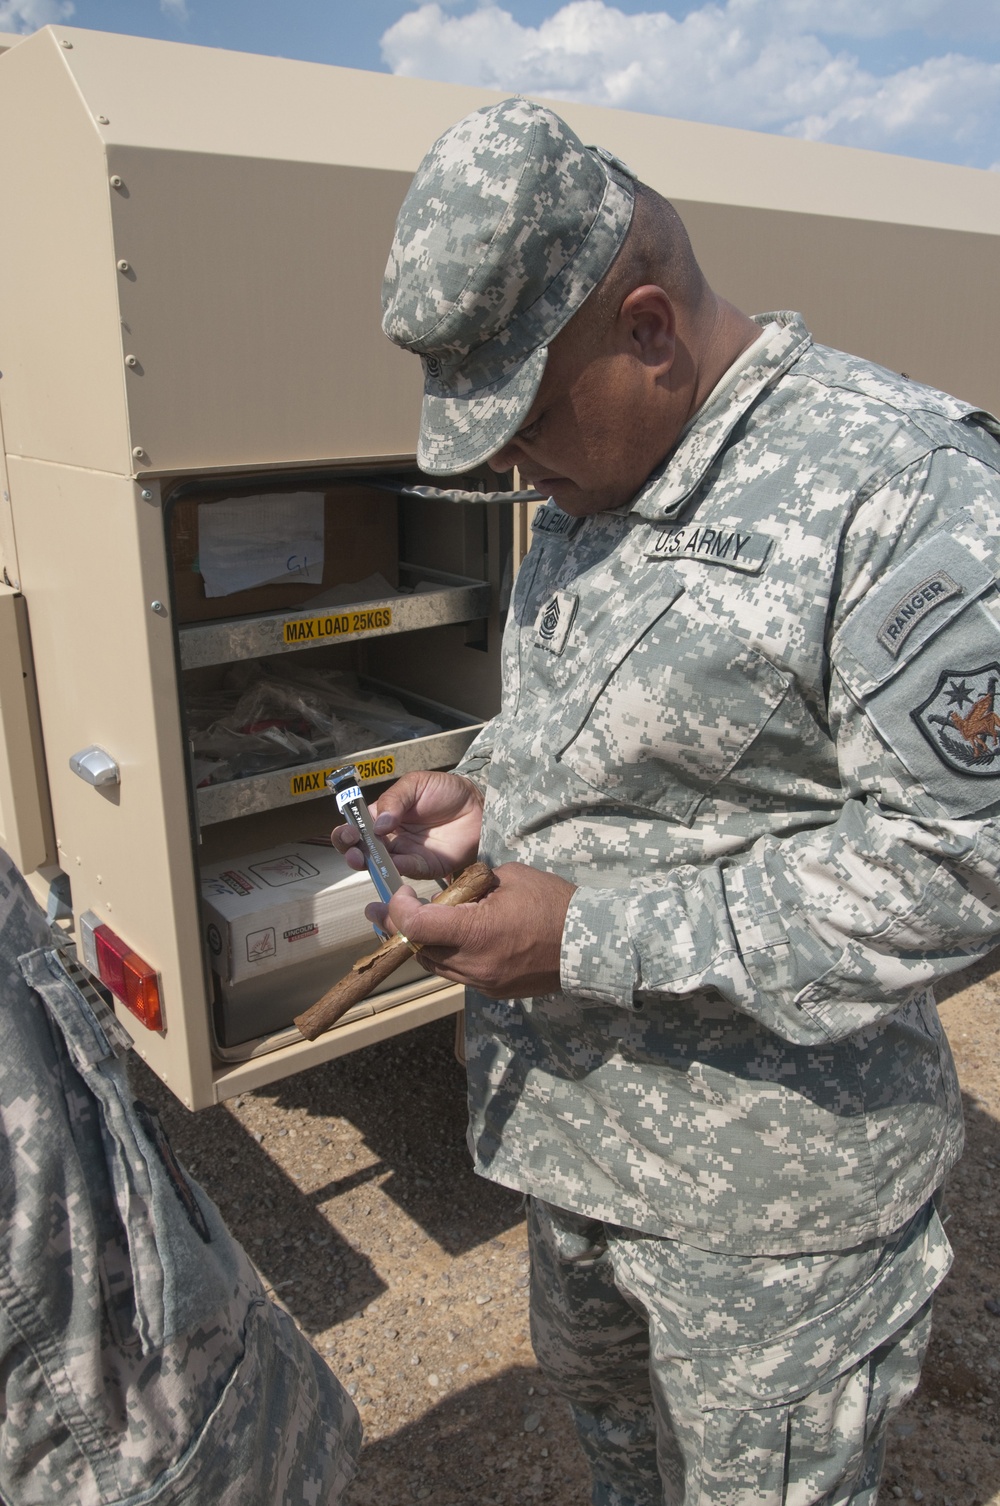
[82,914,163,1031]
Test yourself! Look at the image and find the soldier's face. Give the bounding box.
[487,312,681,516]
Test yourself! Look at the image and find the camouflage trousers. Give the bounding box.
[527,1195,950,1506]
[0,851,361,1505]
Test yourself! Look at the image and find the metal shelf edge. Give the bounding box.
[178,578,491,670]
[195,721,483,825]
[210,982,465,1100]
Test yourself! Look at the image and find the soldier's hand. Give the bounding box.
[367,862,575,998]
[331,769,484,881]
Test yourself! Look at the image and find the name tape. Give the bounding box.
[646,525,772,574]
[531,508,581,539]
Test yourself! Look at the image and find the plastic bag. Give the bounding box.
[188,662,441,786]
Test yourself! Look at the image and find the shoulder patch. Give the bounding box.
[645,524,772,574]
[877,573,962,658]
[912,665,1000,776]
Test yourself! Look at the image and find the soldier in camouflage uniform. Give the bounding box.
[0,849,361,1505]
[336,98,1000,1505]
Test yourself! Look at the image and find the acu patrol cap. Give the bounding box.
[381,97,636,475]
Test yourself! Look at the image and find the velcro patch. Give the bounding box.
[533,591,577,655]
[645,524,771,573]
[877,573,962,658]
[531,507,581,539]
[912,663,1000,777]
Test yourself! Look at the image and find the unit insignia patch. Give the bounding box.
[912,664,1000,775]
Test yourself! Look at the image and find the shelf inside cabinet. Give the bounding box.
[194,685,483,826]
[211,970,451,1064]
[177,565,491,671]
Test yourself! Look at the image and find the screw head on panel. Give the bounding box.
[150,601,167,616]
[132,446,146,460]
[60,38,73,48]
[97,115,109,125]
[140,489,154,502]
[117,259,130,273]
[125,354,138,368]
[110,175,123,189]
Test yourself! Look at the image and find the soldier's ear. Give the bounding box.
[620,285,675,373]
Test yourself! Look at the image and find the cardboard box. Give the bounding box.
[202,839,379,984]
[210,942,429,1048]
[201,838,439,1047]
[170,485,399,624]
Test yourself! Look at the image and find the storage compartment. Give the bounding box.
[170,486,400,625]
[166,465,512,1065]
[0,25,536,1108]
[200,837,437,1047]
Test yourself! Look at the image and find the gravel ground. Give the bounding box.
[131,965,1000,1506]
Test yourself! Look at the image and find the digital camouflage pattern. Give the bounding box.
[457,311,1000,1252]
[381,98,635,475]
[528,1196,947,1506]
[0,850,361,1506]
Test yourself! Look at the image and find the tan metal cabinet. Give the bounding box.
[0,25,525,1106]
[2,25,998,1108]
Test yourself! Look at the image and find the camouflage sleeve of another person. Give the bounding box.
[561,449,1000,1045]
[0,850,361,1506]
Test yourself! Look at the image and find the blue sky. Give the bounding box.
[3,0,999,170]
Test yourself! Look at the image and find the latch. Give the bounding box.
[69,746,120,788]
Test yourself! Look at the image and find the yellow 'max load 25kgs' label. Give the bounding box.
[289,756,396,798]
[283,607,393,644]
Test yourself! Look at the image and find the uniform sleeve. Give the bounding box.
[560,447,1000,1045]
[453,718,496,796]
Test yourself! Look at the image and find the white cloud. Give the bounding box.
[380,0,1000,168]
[727,0,1000,44]
[0,0,72,32]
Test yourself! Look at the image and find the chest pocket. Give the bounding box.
[553,587,791,825]
[834,523,1000,817]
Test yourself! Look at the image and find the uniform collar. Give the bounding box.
[629,311,813,524]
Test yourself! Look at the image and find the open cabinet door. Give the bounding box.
[0,587,56,876]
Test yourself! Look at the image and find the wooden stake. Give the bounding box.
[293,862,497,1041]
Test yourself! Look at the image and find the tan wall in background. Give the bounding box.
[675,202,999,411]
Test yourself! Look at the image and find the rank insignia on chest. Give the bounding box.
[533,590,578,655]
[912,664,1000,776]
[645,523,772,573]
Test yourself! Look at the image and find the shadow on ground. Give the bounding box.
[263,1018,525,1256]
[346,1363,590,1506]
[129,1017,523,1333]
